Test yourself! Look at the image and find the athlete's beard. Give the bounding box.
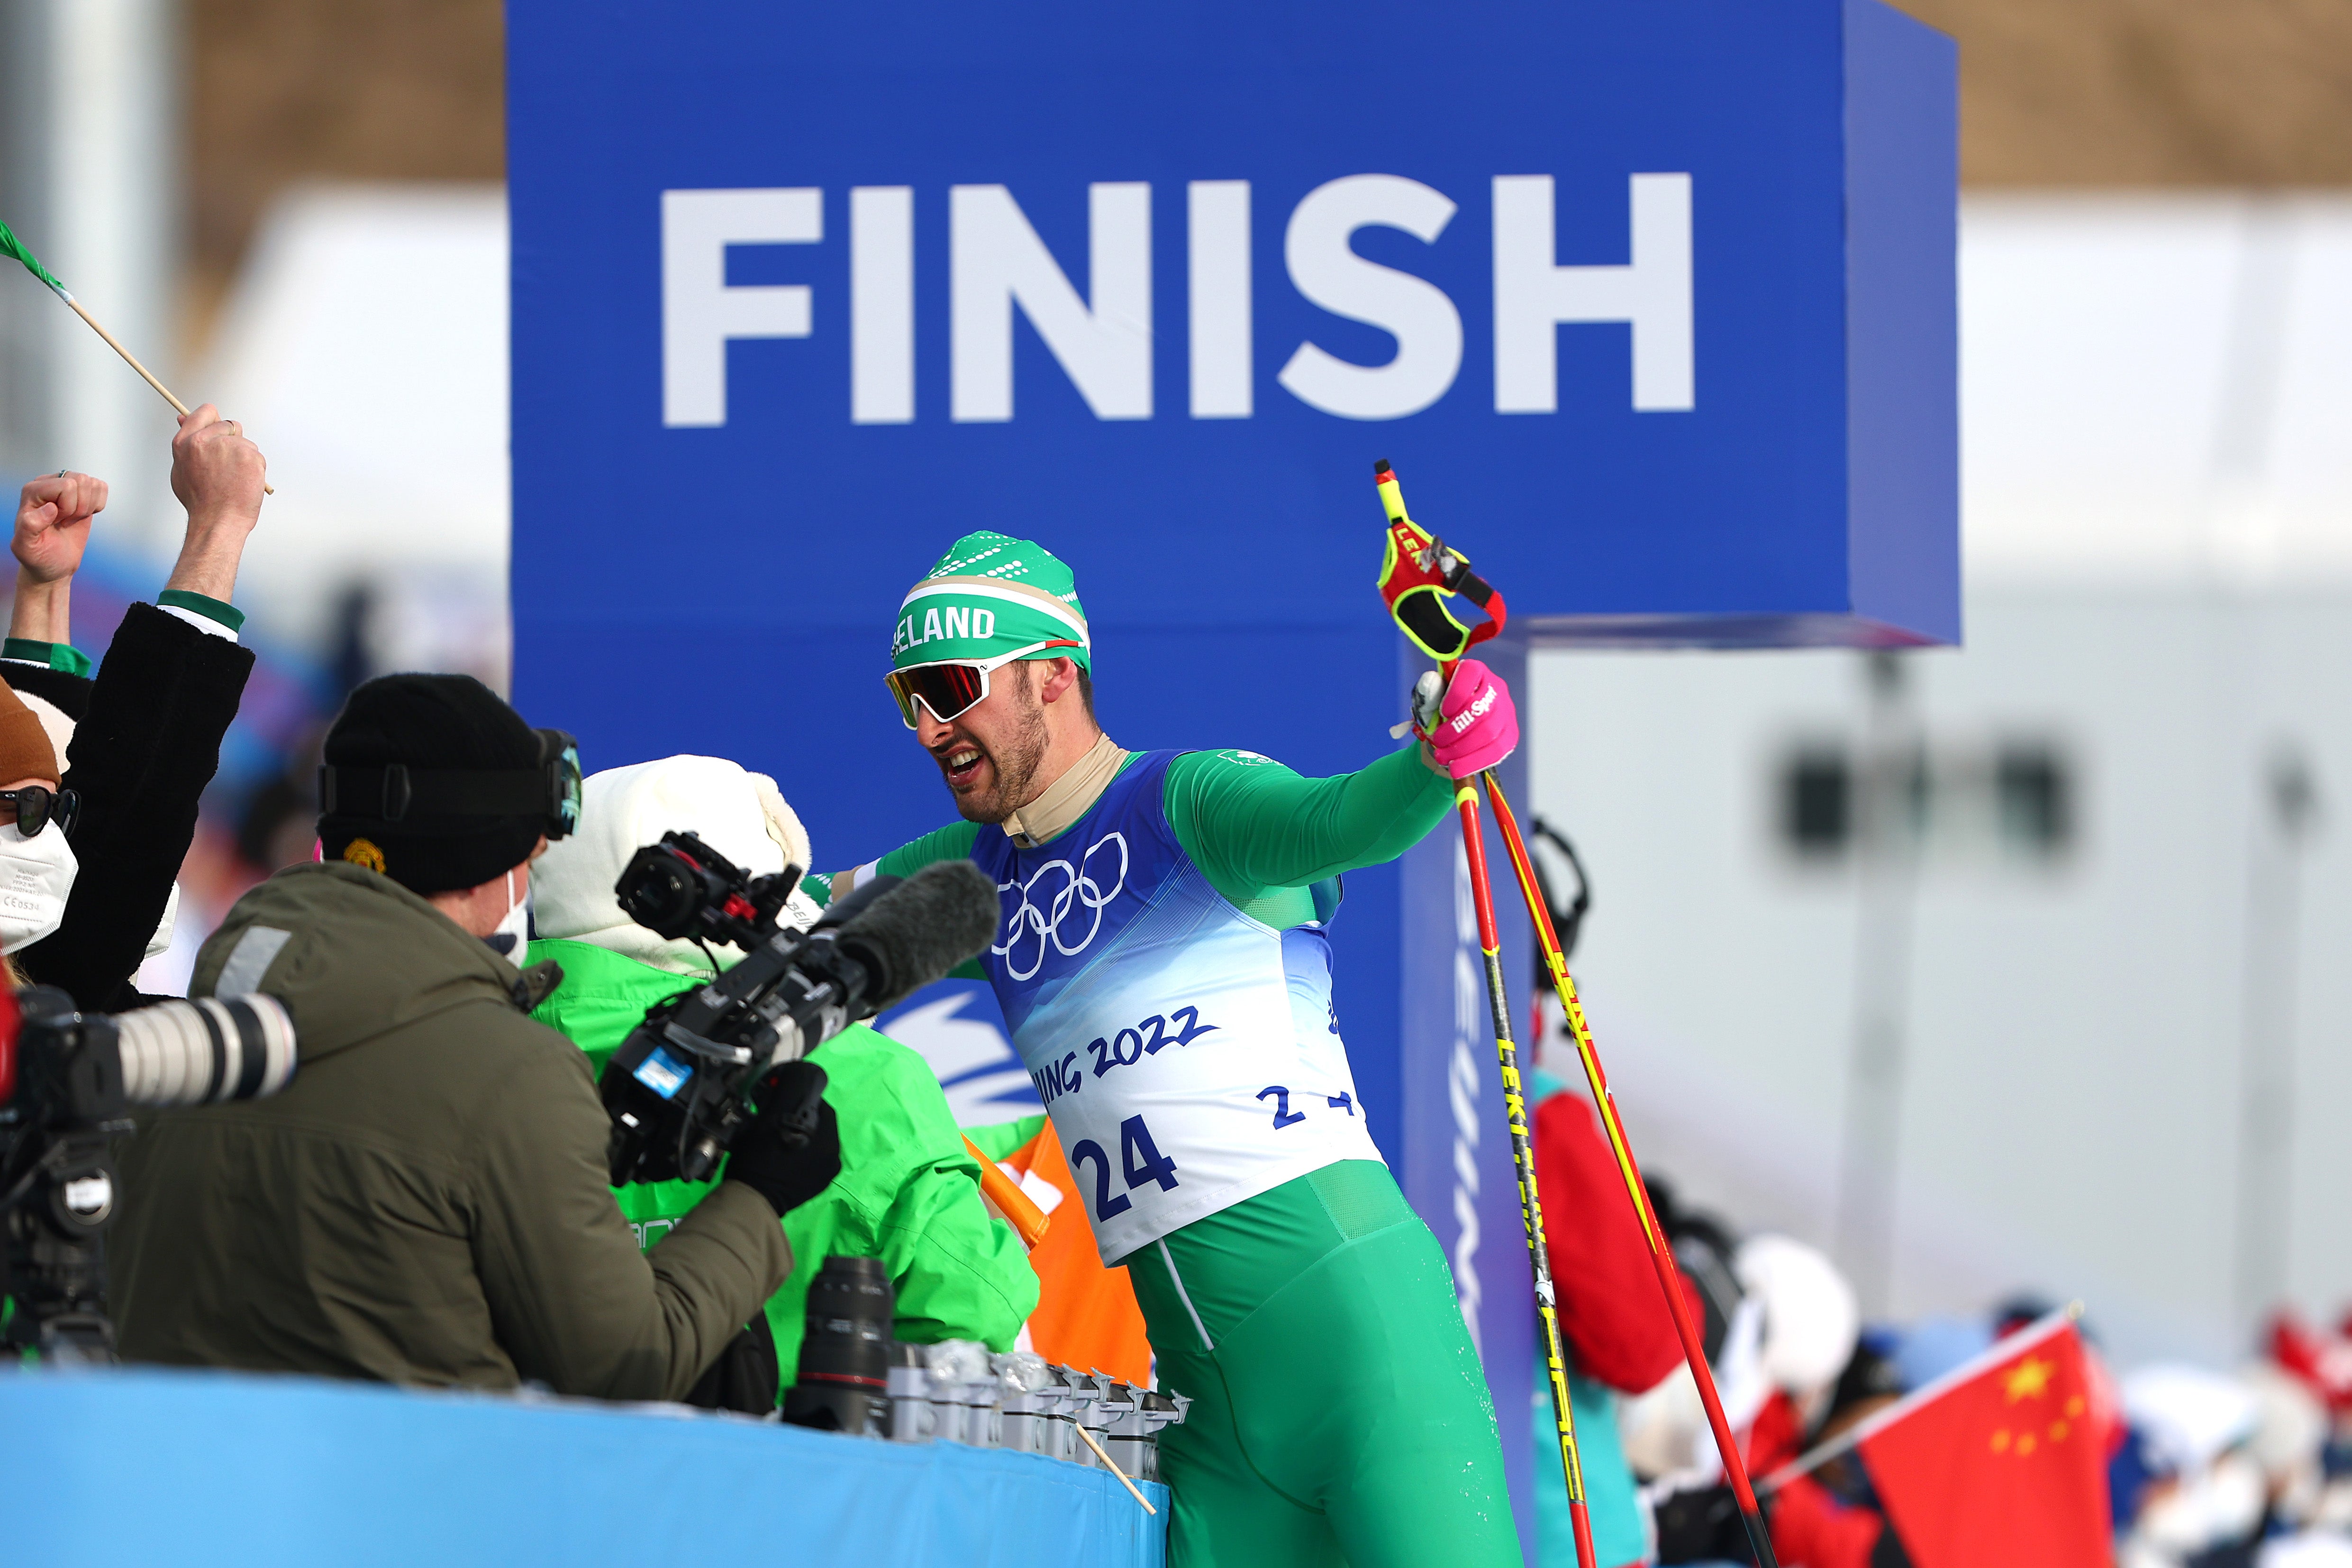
[942,672,1052,825]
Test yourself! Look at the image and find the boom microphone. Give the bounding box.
[812,868,905,933]
[832,860,1002,1012]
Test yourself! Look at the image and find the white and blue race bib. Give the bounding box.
[973,751,1383,1264]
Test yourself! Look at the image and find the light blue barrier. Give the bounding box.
[1,1367,1167,1567]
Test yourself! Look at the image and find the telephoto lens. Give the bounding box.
[782,1256,895,1437]
[110,996,298,1107]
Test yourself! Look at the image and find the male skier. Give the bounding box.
[831,532,1523,1568]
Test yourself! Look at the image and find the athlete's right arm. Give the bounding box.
[815,819,984,903]
[811,820,989,978]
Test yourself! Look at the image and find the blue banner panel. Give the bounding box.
[3,1368,1164,1567]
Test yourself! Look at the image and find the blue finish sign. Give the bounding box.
[507,0,1956,1552]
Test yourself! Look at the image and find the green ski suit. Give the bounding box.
[526,938,1037,1394]
[851,743,1520,1568]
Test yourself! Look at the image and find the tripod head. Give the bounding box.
[0,987,296,1362]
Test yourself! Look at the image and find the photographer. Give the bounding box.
[110,675,837,1399]
[526,754,1037,1401]
[5,404,265,1009]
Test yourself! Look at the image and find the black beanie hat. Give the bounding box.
[319,674,547,896]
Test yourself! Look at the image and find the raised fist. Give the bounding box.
[169,403,267,538]
[13,471,107,585]
[1422,658,1519,780]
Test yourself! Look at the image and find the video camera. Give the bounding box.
[0,986,297,1361]
[599,833,997,1187]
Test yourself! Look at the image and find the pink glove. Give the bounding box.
[1424,658,1518,779]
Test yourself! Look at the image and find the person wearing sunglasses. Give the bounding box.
[0,679,76,972]
[835,531,1522,1568]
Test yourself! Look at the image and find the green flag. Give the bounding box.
[0,218,72,300]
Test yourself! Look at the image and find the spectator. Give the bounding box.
[112,676,835,1400]
[525,753,1036,1405]
[5,405,265,1009]
[0,677,69,976]
[1749,1341,1915,1568]
[2117,1365,2266,1567]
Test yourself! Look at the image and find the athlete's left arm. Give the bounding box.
[1165,743,1453,904]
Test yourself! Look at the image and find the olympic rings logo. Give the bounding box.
[992,832,1130,981]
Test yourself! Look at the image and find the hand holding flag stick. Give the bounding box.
[1,218,272,495]
[1372,460,1782,1568]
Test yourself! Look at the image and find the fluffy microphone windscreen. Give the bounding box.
[834,860,1001,1011]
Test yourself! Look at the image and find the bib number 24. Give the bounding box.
[1069,1115,1180,1221]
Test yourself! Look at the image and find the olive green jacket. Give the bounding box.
[110,861,791,1400]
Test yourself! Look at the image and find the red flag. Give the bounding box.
[1855,1315,2113,1568]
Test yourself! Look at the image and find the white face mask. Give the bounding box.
[485,868,532,958]
[0,818,78,953]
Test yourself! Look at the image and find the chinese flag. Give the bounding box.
[1858,1317,2112,1568]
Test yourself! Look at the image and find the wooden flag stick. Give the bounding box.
[1073,1423,1157,1515]
[64,296,274,496]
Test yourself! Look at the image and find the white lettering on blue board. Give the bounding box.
[659,175,1694,429]
[1276,173,1463,422]
[661,187,821,427]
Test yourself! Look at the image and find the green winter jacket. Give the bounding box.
[110,861,792,1399]
[527,938,1037,1387]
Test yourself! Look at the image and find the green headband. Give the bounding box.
[891,532,1091,672]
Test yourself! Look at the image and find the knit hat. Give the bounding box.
[532,755,823,975]
[0,680,59,785]
[891,531,1090,673]
[318,674,550,896]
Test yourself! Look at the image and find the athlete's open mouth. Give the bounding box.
[940,744,986,787]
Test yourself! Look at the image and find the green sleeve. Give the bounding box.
[853,1037,1036,1350]
[874,819,983,877]
[762,1026,1037,1378]
[1165,743,1453,909]
[871,820,986,979]
[2,637,92,677]
[869,1143,1039,1352]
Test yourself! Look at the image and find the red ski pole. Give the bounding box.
[1484,771,1780,1568]
[1449,775,1602,1568]
[1373,458,1780,1568]
[1378,460,1599,1568]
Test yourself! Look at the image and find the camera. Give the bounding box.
[614,830,797,951]
[599,833,998,1187]
[0,985,297,1361]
